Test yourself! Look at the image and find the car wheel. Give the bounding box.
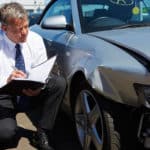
[74,83,120,150]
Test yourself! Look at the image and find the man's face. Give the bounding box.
[2,17,29,43]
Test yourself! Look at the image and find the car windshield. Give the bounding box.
[77,0,150,33]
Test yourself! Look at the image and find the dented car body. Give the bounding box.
[31,0,150,149]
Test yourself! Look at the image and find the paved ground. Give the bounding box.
[4,112,37,150]
[1,110,147,150]
[1,110,82,150]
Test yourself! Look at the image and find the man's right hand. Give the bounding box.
[7,70,27,83]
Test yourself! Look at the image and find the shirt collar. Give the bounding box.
[3,32,23,51]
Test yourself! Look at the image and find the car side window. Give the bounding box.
[41,0,72,24]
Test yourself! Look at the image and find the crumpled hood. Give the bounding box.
[89,26,150,60]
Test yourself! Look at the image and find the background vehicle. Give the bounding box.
[28,11,42,26]
[31,0,150,149]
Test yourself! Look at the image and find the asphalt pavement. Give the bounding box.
[0,109,147,150]
[0,110,82,150]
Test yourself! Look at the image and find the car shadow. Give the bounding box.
[24,107,82,150]
[0,106,82,150]
[53,111,82,150]
[26,108,82,150]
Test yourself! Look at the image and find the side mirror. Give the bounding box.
[41,15,71,29]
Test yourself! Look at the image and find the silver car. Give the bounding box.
[31,0,150,149]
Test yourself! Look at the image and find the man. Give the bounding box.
[0,2,66,150]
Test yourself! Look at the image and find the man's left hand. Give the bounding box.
[22,88,41,96]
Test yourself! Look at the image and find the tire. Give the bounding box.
[73,82,120,150]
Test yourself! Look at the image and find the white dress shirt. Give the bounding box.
[0,29,47,87]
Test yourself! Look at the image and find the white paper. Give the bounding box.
[14,55,57,83]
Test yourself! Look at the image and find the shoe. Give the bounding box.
[31,128,54,150]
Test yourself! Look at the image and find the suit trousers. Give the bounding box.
[0,75,66,142]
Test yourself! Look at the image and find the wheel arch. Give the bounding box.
[69,69,119,112]
[69,71,88,111]
[68,69,115,111]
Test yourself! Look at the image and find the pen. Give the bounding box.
[11,66,18,71]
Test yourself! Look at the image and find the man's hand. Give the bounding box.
[7,70,27,83]
[22,88,41,96]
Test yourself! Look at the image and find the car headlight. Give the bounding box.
[134,84,150,108]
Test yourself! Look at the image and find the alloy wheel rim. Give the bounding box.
[75,90,104,150]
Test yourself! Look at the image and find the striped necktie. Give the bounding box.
[15,44,26,73]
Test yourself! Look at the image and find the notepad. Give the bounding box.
[0,55,57,95]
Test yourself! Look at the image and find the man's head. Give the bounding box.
[0,2,29,43]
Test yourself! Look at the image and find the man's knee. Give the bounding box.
[47,75,66,93]
[0,118,17,141]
